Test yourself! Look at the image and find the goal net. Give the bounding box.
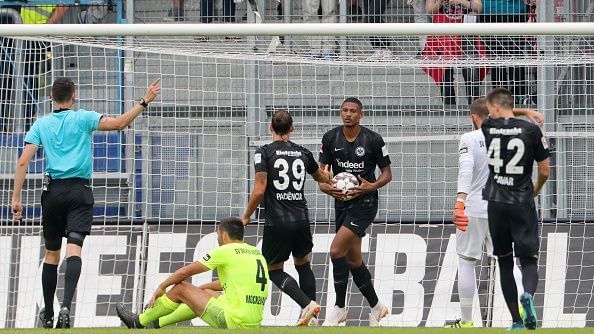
[0,23,593,328]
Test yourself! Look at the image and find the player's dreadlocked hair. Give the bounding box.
[271,109,293,136]
[218,217,245,241]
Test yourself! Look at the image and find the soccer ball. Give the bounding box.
[333,172,359,201]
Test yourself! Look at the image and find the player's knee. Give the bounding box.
[66,231,86,248]
[44,249,61,264]
[498,254,514,268]
[170,282,190,297]
[329,245,346,259]
[519,256,537,268]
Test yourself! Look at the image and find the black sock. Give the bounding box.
[350,263,379,308]
[519,257,539,296]
[269,269,311,309]
[499,255,522,323]
[42,263,58,320]
[295,262,316,302]
[331,257,349,308]
[62,256,82,310]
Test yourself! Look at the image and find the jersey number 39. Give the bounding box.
[273,158,305,191]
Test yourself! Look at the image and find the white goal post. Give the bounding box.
[0,22,593,329]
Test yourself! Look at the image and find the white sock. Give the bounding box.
[458,257,477,322]
[513,260,524,299]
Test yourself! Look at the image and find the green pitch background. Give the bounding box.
[2,328,591,333]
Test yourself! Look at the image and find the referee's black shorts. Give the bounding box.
[262,221,313,265]
[488,201,539,258]
[41,178,94,249]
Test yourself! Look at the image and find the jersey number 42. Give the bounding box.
[487,138,525,174]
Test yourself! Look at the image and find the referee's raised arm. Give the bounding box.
[99,78,161,131]
[10,76,160,329]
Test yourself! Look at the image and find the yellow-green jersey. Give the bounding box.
[199,242,269,327]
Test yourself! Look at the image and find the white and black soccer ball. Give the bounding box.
[333,172,359,201]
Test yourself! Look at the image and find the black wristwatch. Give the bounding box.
[138,98,149,108]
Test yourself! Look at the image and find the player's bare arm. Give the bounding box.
[512,108,544,126]
[242,171,268,225]
[11,144,39,221]
[149,261,209,307]
[533,159,550,197]
[312,164,334,185]
[318,163,345,200]
[350,165,392,199]
[99,78,161,131]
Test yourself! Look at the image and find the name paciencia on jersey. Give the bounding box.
[336,159,364,172]
[489,128,523,135]
[276,192,303,201]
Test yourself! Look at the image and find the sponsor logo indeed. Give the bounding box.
[337,159,364,169]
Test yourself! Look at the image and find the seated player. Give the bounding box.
[116,217,269,329]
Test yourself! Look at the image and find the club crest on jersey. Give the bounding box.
[355,146,365,157]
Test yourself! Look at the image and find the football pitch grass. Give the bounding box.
[2,328,590,334]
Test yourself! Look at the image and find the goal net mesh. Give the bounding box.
[0,32,593,328]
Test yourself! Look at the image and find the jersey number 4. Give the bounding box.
[255,259,267,292]
[487,138,525,174]
[273,158,305,191]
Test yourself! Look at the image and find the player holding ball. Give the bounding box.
[319,97,392,326]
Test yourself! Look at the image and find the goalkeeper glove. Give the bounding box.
[453,200,468,232]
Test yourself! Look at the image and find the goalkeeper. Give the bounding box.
[116,217,269,329]
[452,98,544,328]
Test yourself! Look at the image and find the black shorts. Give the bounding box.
[335,196,378,237]
[41,178,94,246]
[488,201,539,258]
[262,222,313,265]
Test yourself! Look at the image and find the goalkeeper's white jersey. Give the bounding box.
[457,129,488,218]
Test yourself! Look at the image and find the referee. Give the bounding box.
[11,77,161,328]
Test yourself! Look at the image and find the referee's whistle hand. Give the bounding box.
[144,78,162,103]
[11,200,22,221]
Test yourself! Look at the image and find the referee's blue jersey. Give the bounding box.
[24,109,103,180]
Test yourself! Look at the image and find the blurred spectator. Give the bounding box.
[164,0,185,21]
[303,0,337,59]
[422,0,485,106]
[363,0,392,60]
[165,0,236,25]
[479,0,532,104]
[408,0,428,48]
[21,5,69,130]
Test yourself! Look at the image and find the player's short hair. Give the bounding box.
[271,109,293,136]
[470,98,489,119]
[342,97,363,111]
[218,217,244,241]
[51,77,75,104]
[486,87,514,110]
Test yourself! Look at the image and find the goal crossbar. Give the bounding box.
[1,22,594,37]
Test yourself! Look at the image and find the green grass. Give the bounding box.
[1,328,591,334]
